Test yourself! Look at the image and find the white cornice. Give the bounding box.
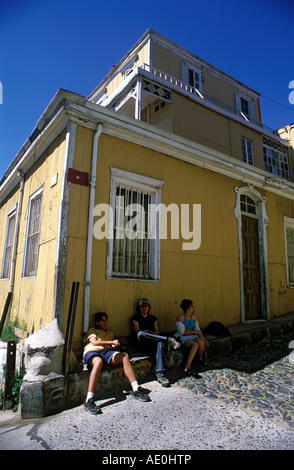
[65,98,294,200]
[1,90,293,206]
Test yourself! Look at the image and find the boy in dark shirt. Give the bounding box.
[132,298,179,387]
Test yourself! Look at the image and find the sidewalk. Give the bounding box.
[0,352,293,450]
[0,313,293,450]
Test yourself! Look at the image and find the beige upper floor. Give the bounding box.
[88,29,292,182]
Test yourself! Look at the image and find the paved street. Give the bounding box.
[0,342,294,451]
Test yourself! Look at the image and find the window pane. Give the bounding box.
[2,213,16,278]
[286,227,294,286]
[112,185,152,279]
[263,137,289,179]
[23,192,43,277]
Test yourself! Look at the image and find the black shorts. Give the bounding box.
[83,349,118,369]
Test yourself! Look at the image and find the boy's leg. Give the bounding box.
[110,352,136,384]
[110,352,150,402]
[87,356,103,393]
[84,356,103,414]
[137,332,170,387]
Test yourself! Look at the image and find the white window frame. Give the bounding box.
[241,137,254,166]
[22,187,43,278]
[235,92,255,121]
[121,56,137,80]
[283,216,294,287]
[107,167,164,280]
[181,63,202,94]
[1,204,17,279]
[262,137,289,180]
[94,88,107,106]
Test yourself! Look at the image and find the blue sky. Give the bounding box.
[0,0,293,179]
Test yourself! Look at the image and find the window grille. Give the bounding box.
[284,217,294,287]
[1,210,16,279]
[262,137,289,179]
[286,227,294,286]
[108,168,163,280]
[112,185,153,279]
[23,189,43,277]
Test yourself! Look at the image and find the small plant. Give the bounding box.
[9,369,23,412]
[0,317,27,343]
[0,365,23,412]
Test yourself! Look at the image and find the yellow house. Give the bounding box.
[1,30,294,359]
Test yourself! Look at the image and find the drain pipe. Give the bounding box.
[9,170,25,293]
[83,123,103,334]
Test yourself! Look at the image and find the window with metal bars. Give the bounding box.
[112,186,152,278]
[108,168,163,280]
[22,188,43,277]
[284,217,294,287]
[1,208,16,279]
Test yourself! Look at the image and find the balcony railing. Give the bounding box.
[140,64,277,136]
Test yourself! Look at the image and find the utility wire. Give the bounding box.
[260,94,294,113]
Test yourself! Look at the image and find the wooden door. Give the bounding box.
[242,215,261,320]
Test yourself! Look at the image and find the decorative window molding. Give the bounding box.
[107,168,164,280]
[181,62,202,93]
[1,204,17,279]
[283,216,294,287]
[234,185,269,322]
[235,92,256,121]
[22,187,43,278]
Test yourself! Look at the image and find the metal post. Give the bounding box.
[62,282,79,396]
[4,340,16,408]
[0,292,13,338]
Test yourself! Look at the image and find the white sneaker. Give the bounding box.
[168,337,180,349]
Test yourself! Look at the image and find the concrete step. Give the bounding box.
[20,312,294,418]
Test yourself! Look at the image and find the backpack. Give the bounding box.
[203,321,231,337]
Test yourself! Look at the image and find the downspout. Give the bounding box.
[83,123,103,334]
[9,170,24,293]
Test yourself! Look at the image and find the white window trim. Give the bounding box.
[235,92,256,121]
[181,62,202,93]
[121,56,137,80]
[107,167,164,280]
[283,216,294,288]
[262,137,289,179]
[234,185,269,322]
[241,137,254,166]
[22,187,43,278]
[94,88,107,106]
[1,204,17,279]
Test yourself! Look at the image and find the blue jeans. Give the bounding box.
[137,331,168,378]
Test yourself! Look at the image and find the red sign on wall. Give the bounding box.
[67,168,89,187]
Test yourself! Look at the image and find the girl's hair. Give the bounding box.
[180,299,193,312]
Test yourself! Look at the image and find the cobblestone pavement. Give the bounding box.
[176,331,294,430]
[0,332,293,450]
